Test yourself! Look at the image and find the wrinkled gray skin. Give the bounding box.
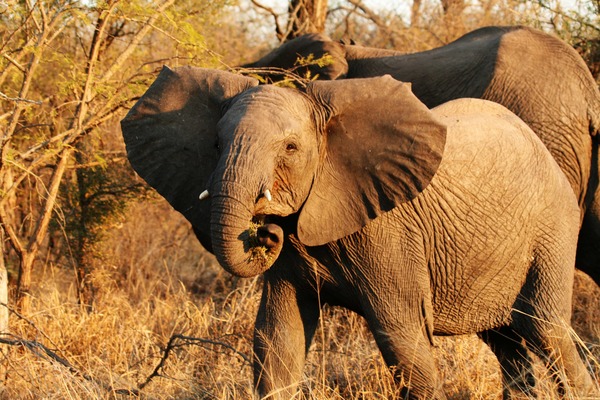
[245,26,600,290]
[122,67,598,399]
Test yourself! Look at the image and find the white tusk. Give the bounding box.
[264,189,272,202]
[199,190,210,201]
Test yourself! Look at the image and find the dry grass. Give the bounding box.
[1,200,598,399]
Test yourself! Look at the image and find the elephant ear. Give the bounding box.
[243,33,348,81]
[298,76,447,246]
[121,66,258,252]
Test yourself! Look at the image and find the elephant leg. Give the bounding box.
[350,235,444,399]
[519,324,598,398]
[253,275,320,400]
[576,212,600,287]
[479,327,537,399]
[576,134,600,287]
[513,248,599,398]
[366,319,446,400]
[359,278,445,400]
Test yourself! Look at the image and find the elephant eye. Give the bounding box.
[214,139,221,153]
[285,142,298,152]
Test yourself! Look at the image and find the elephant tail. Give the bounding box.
[591,111,600,137]
[588,87,600,137]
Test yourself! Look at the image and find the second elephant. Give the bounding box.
[244,25,600,286]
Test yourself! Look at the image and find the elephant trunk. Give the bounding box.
[210,180,283,278]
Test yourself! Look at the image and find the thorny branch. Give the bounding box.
[232,52,337,87]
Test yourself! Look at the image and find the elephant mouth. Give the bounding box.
[246,215,284,265]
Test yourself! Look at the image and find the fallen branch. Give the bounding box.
[137,333,250,390]
[0,304,126,393]
[0,321,250,396]
[0,333,91,380]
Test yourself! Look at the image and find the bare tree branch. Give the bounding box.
[0,91,42,104]
[1,54,26,73]
[100,0,176,84]
[251,0,285,39]
[0,302,46,339]
[537,1,600,33]
[344,0,406,47]
[287,0,328,40]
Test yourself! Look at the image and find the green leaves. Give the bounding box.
[0,0,232,309]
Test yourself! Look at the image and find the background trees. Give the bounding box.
[248,0,600,70]
[1,0,229,314]
[0,0,598,398]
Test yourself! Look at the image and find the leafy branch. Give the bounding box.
[232,53,335,87]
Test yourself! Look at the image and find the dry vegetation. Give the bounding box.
[1,201,598,399]
[1,0,600,398]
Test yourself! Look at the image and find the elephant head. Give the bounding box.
[121,67,446,277]
[242,33,349,82]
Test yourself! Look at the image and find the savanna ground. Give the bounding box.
[2,0,600,398]
[2,200,599,399]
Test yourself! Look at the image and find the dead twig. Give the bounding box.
[137,333,250,391]
[0,333,91,380]
[250,0,285,39]
[0,92,40,105]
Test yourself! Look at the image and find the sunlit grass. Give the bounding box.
[1,201,598,399]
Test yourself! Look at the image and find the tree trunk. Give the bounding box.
[287,0,328,40]
[0,231,8,382]
[73,142,95,312]
[16,253,35,314]
[0,232,8,334]
[16,147,74,313]
[411,0,422,26]
[441,0,465,15]
[440,0,465,40]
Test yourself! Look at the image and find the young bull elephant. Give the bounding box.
[121,66,598,399]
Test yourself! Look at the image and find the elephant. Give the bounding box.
[121,66,599,399]
[243,25,600,288]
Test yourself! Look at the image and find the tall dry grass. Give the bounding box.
[1,200,598,399]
